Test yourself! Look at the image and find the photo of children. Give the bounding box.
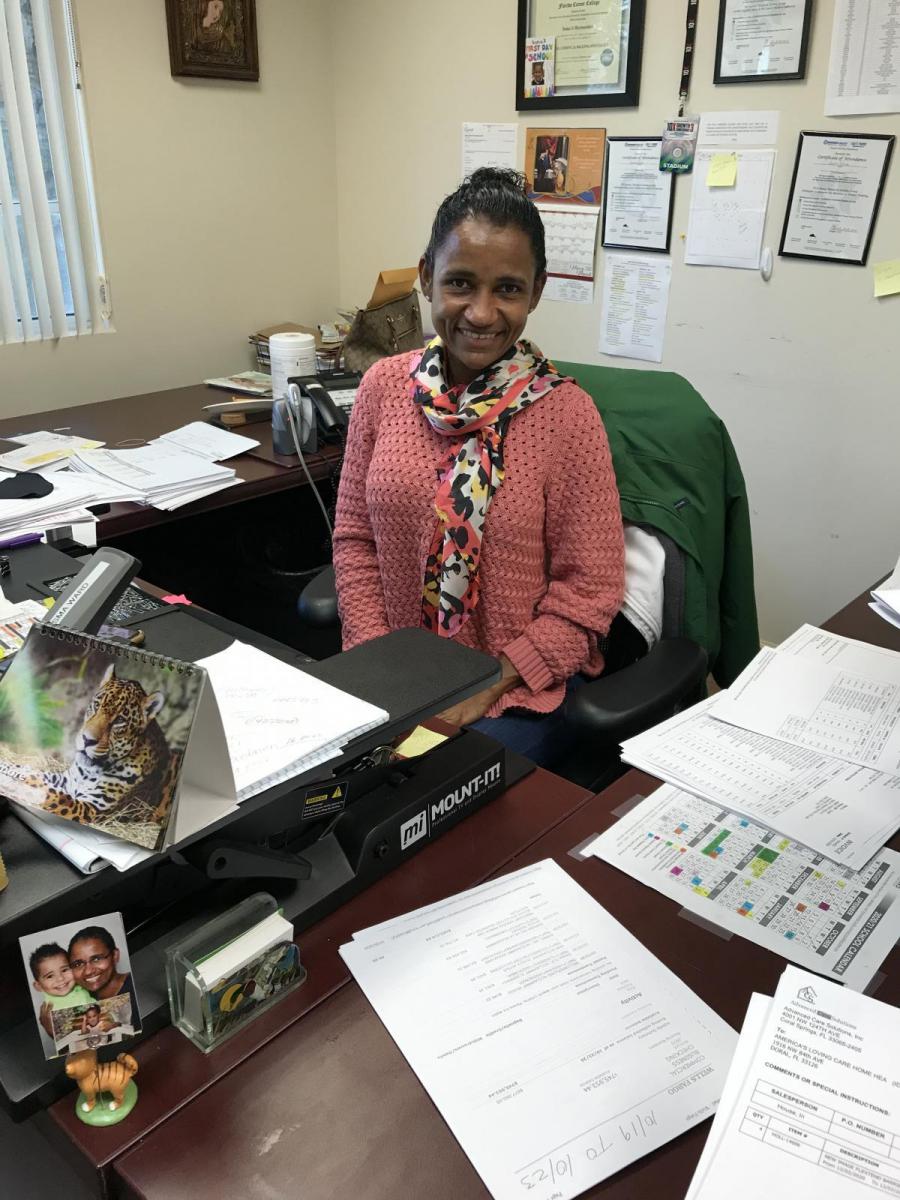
[20,912,142,1060]
[0,627,202,850]
[531,135,569,194]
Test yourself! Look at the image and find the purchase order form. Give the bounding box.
[341,860,736,1200]
[692,965,900,1199]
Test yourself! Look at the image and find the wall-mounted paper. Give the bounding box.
[874,259,900,298]
[686,149,775,269]
[461,123,518,180]
[699,111,780,147]
[542,276,594,304]
[707,152,738,187]
[826,0,900,116]
[599,254,671,363]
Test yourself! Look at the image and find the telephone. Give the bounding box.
[272,371,361,456]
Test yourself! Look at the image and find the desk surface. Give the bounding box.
[0,384,340,539]
[111,579,900,1200]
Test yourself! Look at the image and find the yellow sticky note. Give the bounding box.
[707,152,737,187]
[393,726,449,759]
[874,259,900,298]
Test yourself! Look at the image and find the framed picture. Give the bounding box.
[714,0,812,84]
[516,0,645,111]
[779,131,895,265]
[602,137,675,253]
[166,0,259,82]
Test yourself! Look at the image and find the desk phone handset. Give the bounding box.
[272,374,350,456]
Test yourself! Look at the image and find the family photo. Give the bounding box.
[19,912,142,1060]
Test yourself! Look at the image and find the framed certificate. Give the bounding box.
[516,0,645,111]
[714,0,812,84]
[602,137,674,253]
[779,131,895,265]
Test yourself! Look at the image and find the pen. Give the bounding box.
[0,533,43,551]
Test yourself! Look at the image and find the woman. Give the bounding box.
[39,924,140,1041]
[332,168,624,768]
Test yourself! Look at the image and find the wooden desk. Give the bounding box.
[0,384,340,541]
[47,765,592,1194]
[111,581,900,1200]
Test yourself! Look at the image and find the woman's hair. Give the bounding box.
[422,167,546,279]
[68,925,116,956]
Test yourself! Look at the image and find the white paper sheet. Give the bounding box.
[716,0,807,79]
[585,784,900,989]
[599,254,671,363]
[341,859,737,1200]
[621,695,900,870]
[197,641,387,801]
[15,807,152,873]
[692,965,900,1200]
[542,276,594,304]
[685,149,775,269]
[461,122,518,179]
[155,422,258,460]
[686,994,772,1200]
[698,111,780,146]
[714,642,900,776]
[826,0,900,116]
[872,557,900,628]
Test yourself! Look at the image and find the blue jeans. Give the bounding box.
[469,674,586,769]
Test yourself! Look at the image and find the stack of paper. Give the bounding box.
[15,806,152,874]
[342,860,737,1200]
[622,626,900,870]
[196,641,389,801]
[152,422,259,461]
[0,470,142,541]
[687,965,900,1200]
[584,783,900,989]
[871,556,900,630]
[0,431,104,472]
[69,444,238,511]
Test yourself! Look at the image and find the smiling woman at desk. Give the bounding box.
[332,168,624,768]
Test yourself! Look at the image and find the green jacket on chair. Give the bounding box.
[555,361,760,688]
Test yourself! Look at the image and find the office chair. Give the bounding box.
[298,363,759,791]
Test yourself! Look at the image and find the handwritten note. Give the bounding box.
[707,152,737,187]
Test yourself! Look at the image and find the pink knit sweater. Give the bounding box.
[332,351,625,717]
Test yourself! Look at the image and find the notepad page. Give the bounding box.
[196,642,389,801]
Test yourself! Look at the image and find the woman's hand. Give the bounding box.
[437,655,521,728]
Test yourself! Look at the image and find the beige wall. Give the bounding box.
[0,0,338,416]
[331,0,900,643]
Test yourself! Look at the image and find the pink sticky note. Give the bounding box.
[162,593,191,606]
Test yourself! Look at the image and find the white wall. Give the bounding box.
[330,0,900,643]
[0,0,338,415]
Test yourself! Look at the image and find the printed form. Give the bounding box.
[586,784,900,989]
[341,860,736,1200]
[690,965,900,1199]
[621,695,900,870]
[714,631,900,775]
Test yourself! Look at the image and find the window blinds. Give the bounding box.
[0,0,107,343]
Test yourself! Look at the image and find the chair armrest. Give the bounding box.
[563,638,707,751]
[297,564,340,627]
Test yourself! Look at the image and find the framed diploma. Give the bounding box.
[780,131,895,266]
[602,137,674,253]
[714,0,812,84]
[516,0,645,111]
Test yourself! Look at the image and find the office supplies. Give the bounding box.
[585,783,900,989]
[269,331,317,401]
[42,546,140,635]
[40,574,167,624]
[342,859,737,1200]
[167,893,304,1052]
[202,396,274,416]
[688,964,900,1200]
[271,386,314,457]
[69,444,238,511]
[0,625,237,850]
[154,421,259,460]
[0,533,44,550]
[286,374,348,443]
[0,433,104,472]
[15,806,152,874]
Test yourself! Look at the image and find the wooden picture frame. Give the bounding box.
[714,0,812,85]
[516,0,645,112]
[166,0,259,82]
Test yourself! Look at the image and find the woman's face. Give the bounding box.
[420,216,545,386]
[69,937,118,994]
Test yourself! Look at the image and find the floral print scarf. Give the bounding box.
[411,336,569,637]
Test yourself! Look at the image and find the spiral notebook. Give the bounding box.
[0,625,237,852]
